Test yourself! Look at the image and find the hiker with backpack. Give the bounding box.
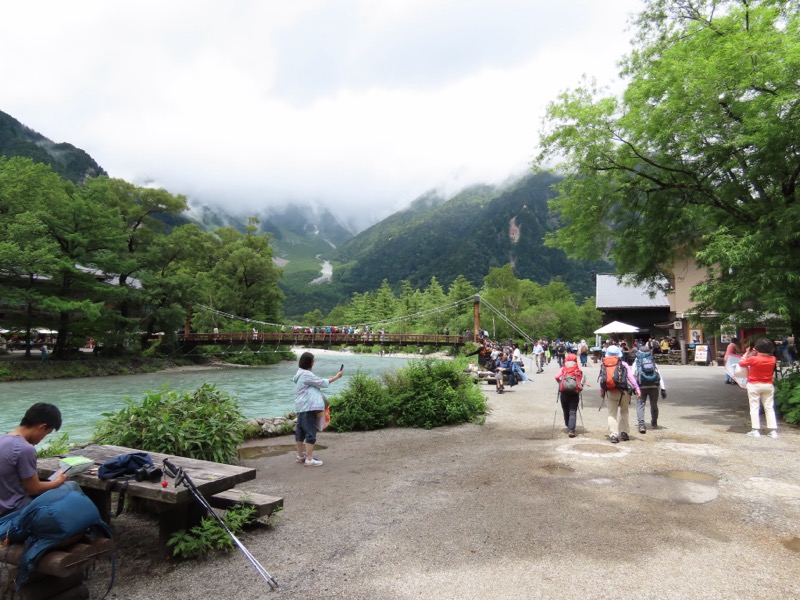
[555,353,585,437]
[578,340,589,367]
[634,345,667,433]
[599,345,641,444]
[554,340,567,367]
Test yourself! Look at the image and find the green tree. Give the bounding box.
[373,279,397,322]
[0,158,66,354]
[536,0,800,333]
[447,275,477,334]
[421,276,448,333]
[396,280,420,333]
[209,218,283,323]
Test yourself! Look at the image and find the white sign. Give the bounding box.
[674,320,683,329]
[694,344,708,362]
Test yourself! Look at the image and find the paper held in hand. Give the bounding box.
[47,455,95,480]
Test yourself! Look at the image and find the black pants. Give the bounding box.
[560,391,580,431]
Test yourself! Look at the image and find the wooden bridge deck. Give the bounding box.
[174,331,468,348]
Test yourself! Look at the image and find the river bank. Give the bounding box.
[0,346,451,382]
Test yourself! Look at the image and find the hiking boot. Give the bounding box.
[639,426,646,434]
[610,435,619,444]
[769,430,779,439]
[746,430,761,438]
[568,430,576,438]
[295,453,306,464]
[651,421,658,429]
[304,458,323,467]
[620,432,629,441]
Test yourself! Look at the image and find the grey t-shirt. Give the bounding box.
[0,434,37,517]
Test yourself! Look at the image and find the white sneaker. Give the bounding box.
[304,458,323,467]
[746,430,761,438]
[769,430,779,439]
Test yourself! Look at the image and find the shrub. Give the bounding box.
[329,359,486,431]
[93,383,245,464]
[387,359,486,429]
[775,371,800,425]
[167,502,257,559]
[37,432,72,458]
[329,371,391,432]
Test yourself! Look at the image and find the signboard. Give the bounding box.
[694,344,708,363]
[673,320,683,329]
[720,325,735,344]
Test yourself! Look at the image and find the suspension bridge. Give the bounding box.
[166,295,533,351]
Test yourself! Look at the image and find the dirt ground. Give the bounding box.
[76,362,800,599]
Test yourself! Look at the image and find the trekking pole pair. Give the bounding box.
[551,391,585,438]
[162,458,279,591]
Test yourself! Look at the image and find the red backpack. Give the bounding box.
[559,362,583,392]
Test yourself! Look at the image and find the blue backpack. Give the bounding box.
[98,452,153,479]
[636,350,661,386]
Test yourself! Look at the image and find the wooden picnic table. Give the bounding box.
[37,444,257,553]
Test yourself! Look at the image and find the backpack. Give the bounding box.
[98,452,154,479]
[556,343,565,354]
[636,350,661,386]
[559,363,583,393]
[600,355,629,391]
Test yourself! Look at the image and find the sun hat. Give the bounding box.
[605,345,622,357]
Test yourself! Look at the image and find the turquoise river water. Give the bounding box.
[0,353,413,444]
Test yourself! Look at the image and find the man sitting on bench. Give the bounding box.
[0,403,74,521]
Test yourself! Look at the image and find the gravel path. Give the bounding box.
[95,362,800,599]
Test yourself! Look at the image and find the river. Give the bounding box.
[0,352,414,444]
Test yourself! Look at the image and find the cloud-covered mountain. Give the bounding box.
[0,110,106,183]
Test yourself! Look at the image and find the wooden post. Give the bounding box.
[473,295,481,340]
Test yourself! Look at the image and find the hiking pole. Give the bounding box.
[163,458,279,591]
[551,390,559,439]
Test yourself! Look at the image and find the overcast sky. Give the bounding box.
[1,0,642,231]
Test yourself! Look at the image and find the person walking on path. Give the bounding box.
[555,353,584,437]
[554,340,566,368]
[738,338,779,438]
[293,352,343,466]
[599,345,641,444]
[578,340,589,368]
[723,337,741,384]
[634,346,666,433]
[533,340,545,373]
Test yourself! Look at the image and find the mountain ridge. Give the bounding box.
[1,109,607,319]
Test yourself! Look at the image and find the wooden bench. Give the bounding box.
[0,536,114,600]
[207,489,283,519]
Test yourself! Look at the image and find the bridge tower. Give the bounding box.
[473,295,481,340]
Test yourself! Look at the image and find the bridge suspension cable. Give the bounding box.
[477,297,535,346]
[193,296,475,332]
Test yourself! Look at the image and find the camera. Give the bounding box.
[134,464,163,483]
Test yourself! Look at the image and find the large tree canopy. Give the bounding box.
[536,0,800,332]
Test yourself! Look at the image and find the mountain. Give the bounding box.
[1,109,606,318]
[0,110,106,182]
[332,172,609,300]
